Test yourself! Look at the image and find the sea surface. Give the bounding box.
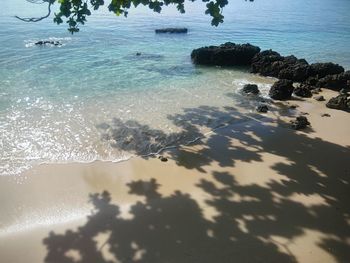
[1,0,350,175]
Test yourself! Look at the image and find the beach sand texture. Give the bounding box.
[0,90,349,263]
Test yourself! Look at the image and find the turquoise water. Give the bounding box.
[1,0,350,175]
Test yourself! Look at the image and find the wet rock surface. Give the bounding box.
[242,84,259,94]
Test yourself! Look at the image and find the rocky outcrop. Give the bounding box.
[309,62,344,78]
[326,94,350,111]
[155,28,188,33]
[242,84,259,94]
[293,85,312,98]
[269,79,294,100]
[316,71,350,91]
[250,51,310,82]
[191,42,261,66]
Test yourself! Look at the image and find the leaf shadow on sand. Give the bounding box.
[43,102,350,263]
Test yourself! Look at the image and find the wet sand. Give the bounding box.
[1,90,350,263]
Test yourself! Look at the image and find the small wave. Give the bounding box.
[24,37,72,48]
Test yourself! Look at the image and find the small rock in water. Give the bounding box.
[136,52,142,56]
[314,95,325,101]
[155,28,188,34]
[158,156,168,162]
[321,113,331,117]
[300,111,309,115]
[289,104,299,109]
[256,105,269,113]
[242,84,260,95]
[291,116,310,130]
[35,40,62,46]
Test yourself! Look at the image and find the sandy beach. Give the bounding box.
[1,89,349,263]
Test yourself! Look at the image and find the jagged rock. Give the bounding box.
[293,85,312,98]
[309,62,344,78]
[256,105,269,113]
[269,79,294,100]
[242,84,259,94]
[155,28,188,33]
[291,116,310,130]
[278,60,310,82]
[314,95,325,101]
[251,51,310,82]
[326,94,350,111]
[191,42,261,66]
[316,71,350,91]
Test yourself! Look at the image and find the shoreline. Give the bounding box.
[1,89,349,262]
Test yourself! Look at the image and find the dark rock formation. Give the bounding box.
[191,42,261,66]
[314,95,325,101]
[269,79,294,100]
[326,94,350,111]
[293,85,312,98]
[242,84,259,94]
[251,51,310,82]
[291,116,310,130]
[309,62,344,79]
[316,71,350,91]
[35,40,62,46]
[256,105,269,113]
[155,28,188,33]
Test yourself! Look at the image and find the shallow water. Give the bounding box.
[1,0,349,175]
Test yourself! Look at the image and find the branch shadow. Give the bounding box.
[43,103,350,263]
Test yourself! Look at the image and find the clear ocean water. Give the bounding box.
[1,0,349,175]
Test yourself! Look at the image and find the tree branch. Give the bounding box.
[15,1,52,23]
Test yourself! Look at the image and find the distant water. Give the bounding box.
[1,0,349,175]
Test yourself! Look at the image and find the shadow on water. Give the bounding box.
[43,103,350,262]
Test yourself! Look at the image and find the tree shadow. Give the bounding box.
[44,102,350,262]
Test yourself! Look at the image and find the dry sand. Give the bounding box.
[1,90,349,263]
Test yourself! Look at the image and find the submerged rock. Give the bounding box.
[242,84,259,94]
[191,42,261,66]
[269,79,294,100]
[291,116,310,130]
[293,85,312,98]
[326,94,350,111]
[155,28,188,33]
[35,40,61,46]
